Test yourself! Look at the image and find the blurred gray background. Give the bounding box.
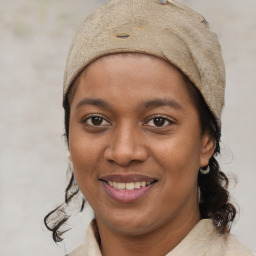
[0,0,255,255]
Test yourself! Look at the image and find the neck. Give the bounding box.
[97,212,200,256]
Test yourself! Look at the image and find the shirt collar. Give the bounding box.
[85,219,218,256]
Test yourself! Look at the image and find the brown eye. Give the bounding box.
[91,117,103,125]
[146,116,172,127]
[85,116,110,127]
[153,117,166,127]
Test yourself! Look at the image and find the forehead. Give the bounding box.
[68,53,199,114]
[69,53,194,104]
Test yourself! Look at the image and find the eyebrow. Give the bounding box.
[75,98,110,109]
[75,97,184,112]
[142,98,184,111]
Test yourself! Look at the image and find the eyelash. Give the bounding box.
[83,115,173,128]
[145,116,173,127]
[83,115,111,127]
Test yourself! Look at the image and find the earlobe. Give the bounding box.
[200,133,216,167]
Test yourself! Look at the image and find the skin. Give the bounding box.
[69,54,215,256]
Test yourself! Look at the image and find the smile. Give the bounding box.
[99,174,158,203]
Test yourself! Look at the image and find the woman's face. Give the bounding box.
[69,54,215,236]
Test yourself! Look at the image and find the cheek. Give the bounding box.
[69,120,104,168]
[69,134,101,196]
[70,138,99,164]
[151,132,202,191]
[154,134,202,170]
[70,145,98,176]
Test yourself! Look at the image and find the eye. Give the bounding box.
[145,116,172,127]
[84,116,111,127]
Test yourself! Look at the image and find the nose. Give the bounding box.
[104,124,148,166]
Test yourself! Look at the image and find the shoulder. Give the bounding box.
[168,219,254,256]
[65,243,87,256]
[198,220,254,256]
[65,219,101,256]
[201,220,254,256]
[223,233,254,256]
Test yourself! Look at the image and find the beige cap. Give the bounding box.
[63,0,225,123]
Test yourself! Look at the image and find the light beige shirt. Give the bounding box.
[68,219,253,256]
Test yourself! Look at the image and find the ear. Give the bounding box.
[200,133,216,167]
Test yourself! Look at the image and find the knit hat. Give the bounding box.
[63,0,226,123]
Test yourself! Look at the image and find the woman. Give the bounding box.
[45,0,254,255]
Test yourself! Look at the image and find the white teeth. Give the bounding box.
[117,183,126,190]
[126,182,135,190]
[107,181,152,190]
[134,182,141,189]
[113,181,118,189]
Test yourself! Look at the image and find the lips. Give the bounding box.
[99,174,158,203]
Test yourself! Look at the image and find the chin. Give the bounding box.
[112,222,155,236]
[98,211,161,236]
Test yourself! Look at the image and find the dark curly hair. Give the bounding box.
[44,60,237,243]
